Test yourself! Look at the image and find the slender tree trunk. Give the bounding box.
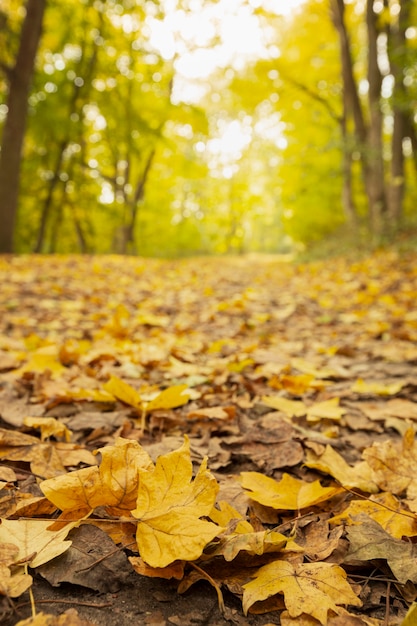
[331,0,391,240]
[366,0,387,236]
[0,0,46,253]
[341,96,358,230]
[34,141,66,253]
[387,0,411,227]
[330,0,373,226]
[121,149,156,254]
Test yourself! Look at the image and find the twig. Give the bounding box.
[384,581,391,626]
[340,485,417,520]
[15,599,113,610]
[75,541,137,573]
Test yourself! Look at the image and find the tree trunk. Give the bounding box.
[34,141,66,253]
[330,0,372,227]
[366,0,387,236]
[121,149,156,254]
[387,0,411,227]
[0,0,46,253]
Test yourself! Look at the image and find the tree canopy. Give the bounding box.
[0,0,416,255]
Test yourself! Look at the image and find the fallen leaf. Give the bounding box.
[306,398,346,423]
[103,375,142,409]
[0,519,76,568]
[210,529,296,562]
[24,416,72,442]
[329,492,417,538]
[240,472,342,510]
[187,406,235,421]
[37,524,131,592]
[305,445,378,493]
[131,437,222,567]
[242,559,361,621]
[15,608,96,625]
[0,543,32,598]
[209,500,253,534]
[351,379,404,396]
[41,437,153,515]
[261,396,306,418]
[270,373,316,395]
[129,556,185,579]
[345,517,417,583]
[146,384,191,411]
[0,427,66,478]
[363,428,417,510]
[401,602,417,626]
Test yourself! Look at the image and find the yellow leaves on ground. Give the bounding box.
[363,428,417,511]
[242,560,361,620]
[131,438,222,568]
[104,375,191,412]
[0,519,76,568]
[209,529,301,562]
[305,444,378,493]
[145,384,191,411]
[0,428,67,479]
[41,438,153,516]
[103,375,191,428]
[329,492,417,539]
[261,396,306,417]
[0,542,32,598]
[240,472,342,511]
[13,349,67,378]
[261,396,345,422]
[40,437,222,569]
[23,416,72,442]
[103,375,142,409]
[15,608,96,625]
[351,378,405,396]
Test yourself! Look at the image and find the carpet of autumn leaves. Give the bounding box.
[1,251,417,626]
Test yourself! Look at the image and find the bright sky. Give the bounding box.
[148,0,305,97]
[147,0,305,173]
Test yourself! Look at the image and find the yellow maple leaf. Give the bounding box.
[131,437,222,568]
[261,396,306,417]
[103,375,142,409]
[306,398,346,422]
[352,378,404,396]
[41,438,153,515]
[240,472,342,510]
[242,560,361,621]
[305,445,378,493]
[146,384,190,411]
[24,416,72,442]
[0,519,76,568]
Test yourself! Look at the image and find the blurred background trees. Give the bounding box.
[0,0,416,255]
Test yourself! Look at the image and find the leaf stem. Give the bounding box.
[188,562,225,614]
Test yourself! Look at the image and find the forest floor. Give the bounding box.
[1,251,417,626]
